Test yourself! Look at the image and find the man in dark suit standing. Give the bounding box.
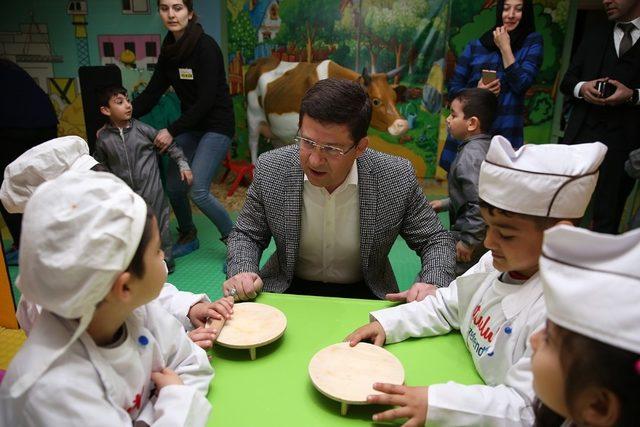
[561,0,640,233]
[224,79,455,302]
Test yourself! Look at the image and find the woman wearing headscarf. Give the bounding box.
[444,0,542,164]
[133,0,235,259]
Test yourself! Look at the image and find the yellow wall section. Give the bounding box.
[0,251,18,329]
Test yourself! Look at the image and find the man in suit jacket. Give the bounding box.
[560,0,640,233]
[225,79,456,301]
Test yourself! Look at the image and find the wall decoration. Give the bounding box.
[228,0,450,178]
[228,0,570,178]
[97,34,162,71]
[1,1,172,142]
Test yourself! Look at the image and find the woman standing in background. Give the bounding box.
[134,0,235,260]
[441,0,542,169]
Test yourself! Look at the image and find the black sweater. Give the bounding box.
[133,33,235,138]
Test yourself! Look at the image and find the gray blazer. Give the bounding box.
[227,145,456,298]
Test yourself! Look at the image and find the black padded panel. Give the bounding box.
[78,65,122,152]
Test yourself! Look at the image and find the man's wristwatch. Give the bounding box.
[628,89,639,105]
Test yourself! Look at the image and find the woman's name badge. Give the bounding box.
[179,68,194,80]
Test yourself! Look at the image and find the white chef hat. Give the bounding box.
[0,135,99,214]
[540,224,640,354]
[479,136,607,218]
[9,171,147,397]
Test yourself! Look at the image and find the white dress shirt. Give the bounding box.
[574,16,640,104]
[296,162,362,284]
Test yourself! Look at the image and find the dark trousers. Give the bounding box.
[285,276,379,299]
[0,126,58,246]
[571,126,634,234]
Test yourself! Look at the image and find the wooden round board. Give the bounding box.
[215,302,287,350]
[308,342,405,406]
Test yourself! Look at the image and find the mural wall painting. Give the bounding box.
[228,0,570,178]
[2,1,570,179]
[228,0,449,177]
[1,1,176,141]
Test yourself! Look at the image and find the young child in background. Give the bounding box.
[0,171,213,426]
[431,88,498,275]
[0,135,231,349]
[96,85,193,273]
[346,136,607,426]
[531,225,640,427]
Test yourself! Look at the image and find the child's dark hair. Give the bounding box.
[535,324,640,426]
[126,209,155,278]
[453,88,497,133]
[98,85,127,109]
[479,199,578,230]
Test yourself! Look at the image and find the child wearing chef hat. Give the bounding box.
[0,171,214,426]
[531,225,640,426]
[346,135,607,426]
[0,136,232,348]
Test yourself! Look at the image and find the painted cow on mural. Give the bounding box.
[244,57,409,163]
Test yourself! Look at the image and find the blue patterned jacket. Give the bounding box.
[440,32,543,171]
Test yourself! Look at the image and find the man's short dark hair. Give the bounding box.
[98,85,127,109]
[453,88,497,133]
[298,78,372,143]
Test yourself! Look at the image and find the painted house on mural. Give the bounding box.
[251,0,281,59]
[251,0,281,43]
[98,34,162,71]
[0,21,61,92]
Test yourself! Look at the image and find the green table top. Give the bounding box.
[206,293,482,426]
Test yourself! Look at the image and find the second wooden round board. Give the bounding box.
[215,302,287,349]
[308,342,405,404]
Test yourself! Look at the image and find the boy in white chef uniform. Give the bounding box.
[0,172,213,426]
[0,136,231,349]
[346,135,607,426]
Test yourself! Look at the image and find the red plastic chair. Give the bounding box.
[219,151,254,197]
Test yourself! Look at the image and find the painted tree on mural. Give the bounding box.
[229,9,257,62]
[335,0,439,77]
[335,1,363,69]
[275,0,341,62]
[449,0,483,32]
[365,0,428,83]
[409,6,447,80]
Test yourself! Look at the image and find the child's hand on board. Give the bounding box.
[368,383,429,427]
[345,321,386,347]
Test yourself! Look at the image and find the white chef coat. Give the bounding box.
[0,300,214,427]
[16,283,209,335]
[371,252,546,426]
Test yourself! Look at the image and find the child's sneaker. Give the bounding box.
[172,228,199,258]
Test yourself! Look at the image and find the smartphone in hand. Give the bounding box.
[482,69,497,84]
[596,80,616,98]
